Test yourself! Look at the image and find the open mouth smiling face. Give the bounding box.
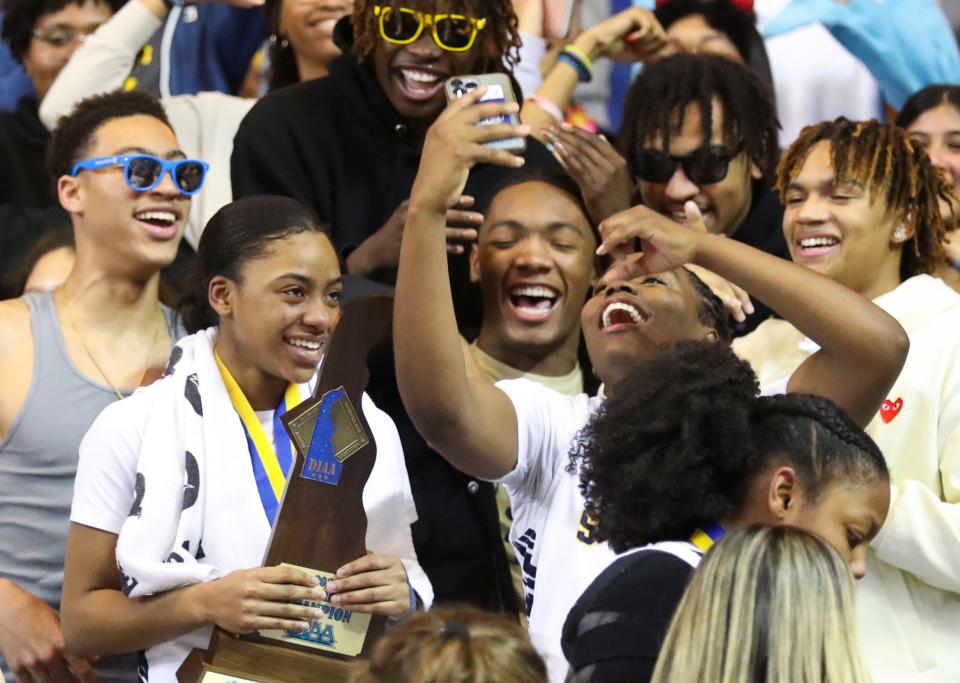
[506,283,561,322]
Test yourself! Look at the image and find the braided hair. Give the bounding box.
[351,0,521,71]
[568,341,888,553]
[619,54,779,190]
[776,117,950,279]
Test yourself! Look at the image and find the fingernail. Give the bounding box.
[330,595,342,605]
[507,102,520,112]
[596,245,606,255]
[561,122,573,130]
[513,157,525,167]
[518,125,531,136]
[313,586,327,599]
[745,301,755,314]
[313,609,325,620]
[325,581,337,593]
[310,575,320,586]
[295,622,310,631]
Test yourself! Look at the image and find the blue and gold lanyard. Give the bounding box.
[215,349,302,524]
[689,521,726,554]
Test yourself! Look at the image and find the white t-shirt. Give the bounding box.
[71,386,432,678]
[496,376,789,683]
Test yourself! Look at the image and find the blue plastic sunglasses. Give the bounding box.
[70,154,209,196]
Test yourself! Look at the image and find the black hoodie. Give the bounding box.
[231,20,560,614]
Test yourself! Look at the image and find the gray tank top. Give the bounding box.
[0,291,177,682]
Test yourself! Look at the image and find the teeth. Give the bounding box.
[136,210,176,223]
[799,237,839,248]
[511,286,557,299]
[403,69,440,84]
[287,338,322,351]
[601,301,643,328]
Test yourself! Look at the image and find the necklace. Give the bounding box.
[60,287,166,401]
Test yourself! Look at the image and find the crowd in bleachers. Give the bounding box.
[1,1,959,682]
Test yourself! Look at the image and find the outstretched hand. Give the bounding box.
[600,202,754,322]
[544,124,633,224]
[410,87,529,215]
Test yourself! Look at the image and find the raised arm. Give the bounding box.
[521,7,670,136]
[39,0,162,130]
[394,89,530,480]
[599,203,909,427]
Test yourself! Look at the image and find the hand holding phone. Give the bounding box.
[445,74,527,154]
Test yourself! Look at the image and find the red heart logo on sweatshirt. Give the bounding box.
[880,398,903,423]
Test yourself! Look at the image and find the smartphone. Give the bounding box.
[543,0,575,39]
[444,73,527,154]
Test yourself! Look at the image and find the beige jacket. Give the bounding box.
[734,274,960,682]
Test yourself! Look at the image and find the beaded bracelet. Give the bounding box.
[559,45,592,83]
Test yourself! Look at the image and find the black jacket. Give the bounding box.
[231,20,559,614]
[0,98,70,298]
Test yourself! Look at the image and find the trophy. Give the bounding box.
[178,295,394,683]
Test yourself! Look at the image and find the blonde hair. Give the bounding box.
[348,606,546,683]
[651,526,871,683]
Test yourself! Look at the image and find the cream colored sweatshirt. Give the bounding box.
[734,274,960,682]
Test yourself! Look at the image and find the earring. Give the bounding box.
[270,33,289,50]
[894,226,907,241]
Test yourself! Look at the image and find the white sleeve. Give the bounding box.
[39,0,161,129]
[760,376,790,397]
[494,379,582,502]
[514,31,547,99]
[870,368,960,593]
[71,391,149,534]
[360,394,433,610]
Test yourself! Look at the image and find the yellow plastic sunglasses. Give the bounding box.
[373,5,486,52]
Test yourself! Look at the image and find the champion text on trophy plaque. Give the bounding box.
[177,295,394,683]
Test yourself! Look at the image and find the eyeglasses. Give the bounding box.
[32,27,96,49]
[70,155,210,196]
[635,143,746,185]
[373,5,486,52]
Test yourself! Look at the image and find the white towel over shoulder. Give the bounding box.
[112,328,430,682]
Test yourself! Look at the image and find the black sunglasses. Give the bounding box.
[635,142,746,185]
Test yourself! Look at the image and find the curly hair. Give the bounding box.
[349,605,546,683]
[2,0,124,64]
[776,117,950,279]
[619,54,779,191]
[350,0,521,71]
[568,341,888,553]
[684,267,732,343]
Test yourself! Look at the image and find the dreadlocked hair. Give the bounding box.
[619,54,779,188]
[351,0,521,71]
[776,117,950,279]
[568,341,888,553]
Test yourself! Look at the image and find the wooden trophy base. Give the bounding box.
[178,629,358,683]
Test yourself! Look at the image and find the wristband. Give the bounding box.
[559,45,592,83]
[527,95,564,124]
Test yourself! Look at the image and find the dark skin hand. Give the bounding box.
[543,123,634,225]
[345,197,483,277]
[598,202,910,428]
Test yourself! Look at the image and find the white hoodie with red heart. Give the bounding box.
[734,273,960,683]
